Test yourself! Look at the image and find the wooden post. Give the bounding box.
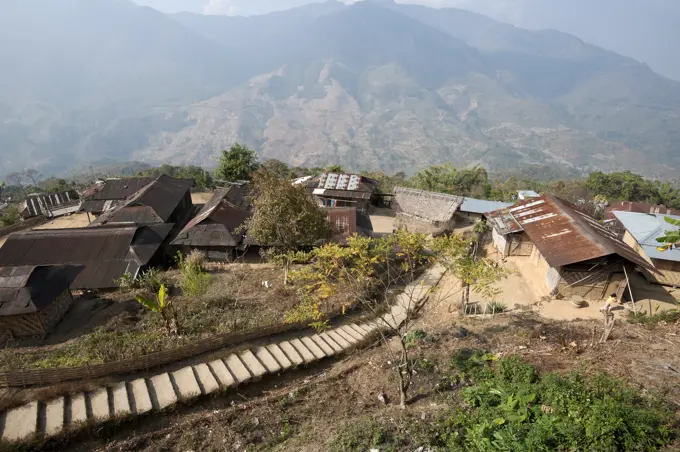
[622,265,637,315]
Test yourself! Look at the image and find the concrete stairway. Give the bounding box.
[0,265,446,444]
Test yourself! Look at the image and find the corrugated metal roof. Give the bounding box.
[0,225,171,289]
[171,187,251,248]
[606,201,680,220]
[83,177,155,201]
[91,175,192,225]
[517,190,540,200]
[393,187,463,223]
[23,191,79,217]
[485,207,523,235]
[613,211,680,262]
[0,265,82,315]
[460,197,512,215]
[501,195,654,270]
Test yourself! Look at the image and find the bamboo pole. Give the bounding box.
[622,264,638,315]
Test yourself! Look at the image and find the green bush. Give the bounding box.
[440,354,674,451]
[331,354,675,452]
[177,251,212,297]
[627,309,680,326]
[485,300,508,314]
[404,329,427,348]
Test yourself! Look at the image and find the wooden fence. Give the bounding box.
[0,321,310,388]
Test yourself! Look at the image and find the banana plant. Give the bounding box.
[655,216,680,251]
[135,284,181,335]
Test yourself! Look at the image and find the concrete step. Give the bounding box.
[149,373,178,410]
[346,324,368,339]
[266,344,293,370]
[129,379,153,415]
[278,341,304,367]
[172,366,202,401]
[333,327,359,345]
[89,387,110,421]
[310,334,335,356]
[112,382,131,417]
[69,393,88,426]
[2,401,38,442]
[301,336,326,359]
[290,338,316,363]
[325,330,351,349]
[255,347,281,373]
[239,350,267,380]
[194,363,220,395]
[318,332,344,353]
[225,354,252,384]
[44,397,65,437]
[209,359,236,388]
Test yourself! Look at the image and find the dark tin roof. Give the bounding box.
[0,225,172,290]
[83,177,155,201]
[91,175,193,225]
[24,191,79,217]
[0,265,82,316]
[496,195,654,270]
[171,187,251,248]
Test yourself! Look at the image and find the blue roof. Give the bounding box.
[613,211,680,262]
[460,197,512,215]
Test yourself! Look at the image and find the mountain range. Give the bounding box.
[1,0,679,179]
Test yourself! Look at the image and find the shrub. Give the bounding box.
[627,309,680,326]
[404,329,427,348]
[439,353,675,451]
[136,268,167,294]
[177,251,212,297]
[485,300,508,314]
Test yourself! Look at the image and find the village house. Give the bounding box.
[458,197,512,222]
[89,175,193,228]
[22,190,80,219]
[487,195,654,300]
[393,187,464,235]
[0,265,81,337]
[605,201,680,236]
[326,208,373,243]
[517,190,541,200]
[80,177,155,216]
[303,173,379,212]
[171,185,251,261]
[0,224,172,290]
[613,211,680,287]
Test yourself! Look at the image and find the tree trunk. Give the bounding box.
[397,337,412,409]
[283,258,289,286]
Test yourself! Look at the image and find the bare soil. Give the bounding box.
[33,213,91,230]
[37,273,680,452]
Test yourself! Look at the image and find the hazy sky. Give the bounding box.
[134,0,680,80]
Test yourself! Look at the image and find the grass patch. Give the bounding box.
[627,309,680,326]
[331,352,676,451]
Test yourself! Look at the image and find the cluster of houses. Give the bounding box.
[1,171,679,338]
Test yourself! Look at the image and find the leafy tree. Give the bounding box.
[0,205,21,227]
[215,143,260,182]
[242,169,332,283]
[139,164,215,190]
[325,165,344,173]
[410,164,489,197]
[262,158,292,179]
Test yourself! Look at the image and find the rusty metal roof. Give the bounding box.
[0,225,172,290]
[499,195,654,270]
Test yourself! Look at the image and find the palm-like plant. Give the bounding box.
[655,216,680,252]
[136,284,181,335]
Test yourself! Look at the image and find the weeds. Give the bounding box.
[404,329,427,348]
[177,250,212,297]
[627,309,680,326]
[485,300,508,314]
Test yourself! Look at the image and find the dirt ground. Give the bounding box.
[33,213,91,230]
[191,192,213,205]
[54,272,680,452]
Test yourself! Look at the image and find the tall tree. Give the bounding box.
[262,159,292,179]
[242,169,332,282]
[215,144,260,182]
